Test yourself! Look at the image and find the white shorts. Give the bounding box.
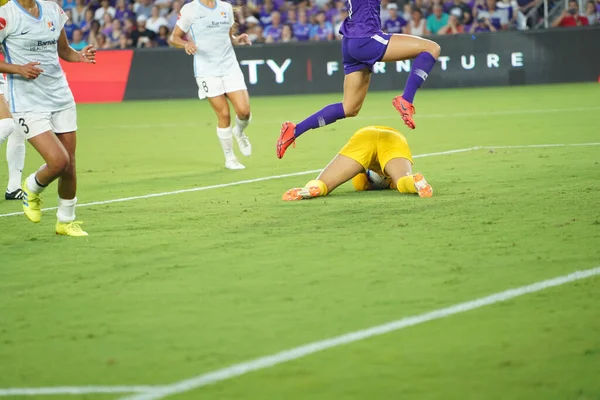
[195,70,247,100]
[13,106,78,139]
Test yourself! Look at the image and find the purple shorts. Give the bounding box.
[341,32,392,75]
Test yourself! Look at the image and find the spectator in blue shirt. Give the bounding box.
[426,4,449,33]
[70,29,88,51]
[63,9,77,41]
[310,11,334,41]
[383,3,407,33]
[264,11,283,43]
[293,11,312,41]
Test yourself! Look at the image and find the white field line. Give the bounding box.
[0,386,157,396]
[84,106,600,131]
[116,266,600,400]
[0,266,598,398]
[1,142,599,220]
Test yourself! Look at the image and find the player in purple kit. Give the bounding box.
[276,0,441,159]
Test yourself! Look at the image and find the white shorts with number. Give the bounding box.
[14,105,78,139]
[195,70,247,100]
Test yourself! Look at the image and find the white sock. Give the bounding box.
[6,127,26,192]
[0,117,14,143]
[233,114,251,137]
[56,196,77,223]
[216,126,235,161]
[26,172,47,194]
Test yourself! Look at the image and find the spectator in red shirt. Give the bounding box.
[552,0,589,27]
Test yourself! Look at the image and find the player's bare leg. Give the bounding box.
[22,131,70,222]
[226,90,252,157]
[208,94,245,170]
[384,157,432,197]
[0,95,21,200]
[283,154,364,201]
[54,131,87,236]
[277,69,371,159]
[382,34,441,129]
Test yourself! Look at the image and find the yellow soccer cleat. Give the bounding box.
[22,180,42,223]
[56,221,89,237]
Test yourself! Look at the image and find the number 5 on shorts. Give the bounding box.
[18,118,29,134]
[202,81,208,93]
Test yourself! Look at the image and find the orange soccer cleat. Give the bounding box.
[392,96,416,129]
[412,172,433,198]
[277,122,296,159]
[282,185,323,201]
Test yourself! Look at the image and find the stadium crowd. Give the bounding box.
[60,0,599,49]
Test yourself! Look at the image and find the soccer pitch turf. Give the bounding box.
[0,82,599,400]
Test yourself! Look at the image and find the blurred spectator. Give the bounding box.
[334,7,348,38]
[293,11,312,41]
[88,20,101,44]
[438,13,464,33]
[497,0,518,26]
[380,0,391,22]
[470,16,497,31]
[155,0,172,17]
[516,0,539,29]
[63,9,77,41]
[115,0,136,23]
[245,16,262,42]
[156,25,171,46]
[476,0,509,29]
[259,0,278,26]
[63,0,76,10]
[95,0,116,21]
[147,5,168,33]
[404,8,429,35]
[101,14,114,32]
[70,29,88,51]
[95,33,111,49]
[402,3,413,21]
[583,0,598,23]
[463,10,474,29]
[123,18,136,35]
[134,0,154,19]
[426,4,449,33]
[117,33,131,49]
[447,0,472,23]
[281,24,296,42]
[107,19,124,47]
[167,0,183,28]
[80,8,95,39]
[552,0,589,26]
[264,11,283,43]
[71,0,87,25]
[286,9,297,24]
[310,11,334,40]
[383,3,407,33]
[131,15,156,47]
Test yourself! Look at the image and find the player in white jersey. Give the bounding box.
[169,0,253,170]
[0,0,96,236]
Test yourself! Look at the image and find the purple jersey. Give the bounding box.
[264,24,283,41]
[311,23,334,40]
[293,23,311,41]
[340,0,382,38]
[383,16,406,33]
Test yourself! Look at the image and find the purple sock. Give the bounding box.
[402,52,437,104]
[295,103,346,138]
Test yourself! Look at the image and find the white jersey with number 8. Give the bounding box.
[0,0,74,113]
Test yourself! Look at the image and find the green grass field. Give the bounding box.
[0,83,599,400]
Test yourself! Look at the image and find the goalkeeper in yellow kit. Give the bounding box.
[282,125,432,201]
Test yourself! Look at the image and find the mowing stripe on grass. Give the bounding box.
[85,106,600,130]
[1,142,599,219]
[0,266,598,398]
[119,266,600,400]
[0,386,157,396]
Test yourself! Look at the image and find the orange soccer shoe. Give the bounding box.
[392,96,416,130]
[277,122,296,159]
[412,172,433,198]
[282,185,323,201]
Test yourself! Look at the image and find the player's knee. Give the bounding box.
[48,151,70,176]
[427,42,441,59]
[344,103,362,118]
[217,109,231,126]
[237,108,250,121]
[0,118,15,141]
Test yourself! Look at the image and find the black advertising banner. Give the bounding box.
[123,27,600,101]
